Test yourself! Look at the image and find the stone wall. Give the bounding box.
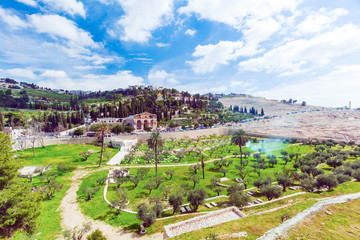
[111,127,235,143]
[12,127,236,151]
[12,137,97,151]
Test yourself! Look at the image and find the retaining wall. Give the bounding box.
[12,137,97,151]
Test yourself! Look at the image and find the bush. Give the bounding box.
[353,169,360,181]
[187,188,207,211]
[168,194,183,214]
[335,173,351,184]
[276,174,293,192]
[86,229,107,240]
[136,203,157,227]
[260,185,283,200]
[300,178,317,192]
[254,176,272,189]
[315,174,339,190]
[229,192,249,207]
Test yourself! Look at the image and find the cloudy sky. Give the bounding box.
[1,0,360,107]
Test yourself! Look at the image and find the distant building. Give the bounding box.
[96,112,157,132]
[157,93,164,101]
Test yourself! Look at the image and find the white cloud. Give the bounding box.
[179,0,301,29]
[40,0,86,18]
[5,68,37,80]
[117,0,174,43]
[242,18,281,46]
[239,24,360,76]
[254,65,360,108]
[133,57,152,61]
[38,70,144,91]
[188,40,258,73]
[74,65,106,70]
[148,70,179,86]
[40,69,68,78]
[16,0,38,7]
[156,42,170,47]
[28,14,97,49]
[185,29,196,36]
[230,81,251,88]
[296,8,348,35]
[0,7,28,30]
[180,0,302,54]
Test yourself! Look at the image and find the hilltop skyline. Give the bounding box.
[1,0,360,107]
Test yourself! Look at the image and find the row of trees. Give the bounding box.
[231,105,265,116]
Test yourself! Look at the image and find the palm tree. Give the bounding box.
[231,129,248,166]
[147,131,164,176]
[95,124,111,167]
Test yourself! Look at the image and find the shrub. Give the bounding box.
[168,194,183,214]
[335,173,351,184]
[353,169,360,181]
[187,188,207,211]
[260,185,283,200]
[229,192,249,207]
[86,229,107,240]
[315,174,339,190]
[300,178,317,192]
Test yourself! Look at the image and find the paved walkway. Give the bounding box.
[107,140,137,165]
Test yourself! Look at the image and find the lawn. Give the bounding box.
[77,170,141,230]
[16,144,119,167]
[172,181,360,239]
[108,156,296,211]
[286,198,360,239]
[13,169,72,240]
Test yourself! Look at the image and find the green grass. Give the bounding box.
[172,181,360,239]
[13,169,72,240]
[24,88,72,102]
[108,155,295,210]
[286,199,360,239]
[77,170,141,231]
[16,144,119,167]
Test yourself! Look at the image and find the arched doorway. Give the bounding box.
[143,120,149,129]
[137,120,142,130]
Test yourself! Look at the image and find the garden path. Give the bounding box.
[59,168,162,240]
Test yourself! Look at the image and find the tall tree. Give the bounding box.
[95,124,110,167]
[0,132,41,237]
[147,131,164,176]
[0,108,4,131]
[231,129,248,166]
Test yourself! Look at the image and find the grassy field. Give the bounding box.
[17,144,119,167]
[286,198,360,239]
[107,155,296,211]
[172,181,360,239]
[13,169,72,240]
[77,170,141,230]
[10,137,360,239]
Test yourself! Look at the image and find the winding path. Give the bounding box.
[59,168,162,240]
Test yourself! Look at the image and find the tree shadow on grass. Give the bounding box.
[135,191,148,199]
[123,223,140,232]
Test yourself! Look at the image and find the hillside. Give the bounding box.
[219,95,321,116]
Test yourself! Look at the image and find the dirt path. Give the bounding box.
[59,169,162,240]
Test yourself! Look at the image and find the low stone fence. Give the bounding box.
[12,137,97,151]
[163,206,246,239]
[112,127,235,143]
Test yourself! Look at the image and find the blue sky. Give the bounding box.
[1,0,360,107]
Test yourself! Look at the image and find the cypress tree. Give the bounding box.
[0,109,3,131]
